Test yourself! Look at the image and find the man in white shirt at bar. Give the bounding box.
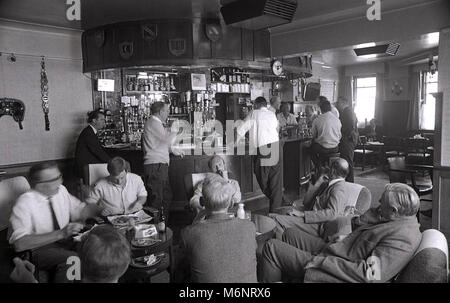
[142,101,183,221]
[268,96,281,114]
[277,103,298,128]
[311,97,342,170]
[86,156,147,216]
[9,161,101,282]
[237,96,282,212]
[320,95,340,119]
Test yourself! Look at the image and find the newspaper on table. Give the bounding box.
[107,209,153,227]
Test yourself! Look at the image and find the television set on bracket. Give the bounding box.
[303,82,321,101]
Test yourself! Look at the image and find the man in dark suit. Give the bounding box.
[176,177,257,283]
[259,183,422,283]
[74,110,111,181]
[335,97,359,182]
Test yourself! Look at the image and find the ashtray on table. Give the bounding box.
[130,254,162,268]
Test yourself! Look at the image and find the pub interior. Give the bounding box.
[0,0,450,284]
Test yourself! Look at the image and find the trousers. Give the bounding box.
[310,142,339,172]
[144,163,173,220]
[339,139,356,182]
[270,214,322,240]
[32,242,78,283]
[259,228,326,282]
[253,148,283,213]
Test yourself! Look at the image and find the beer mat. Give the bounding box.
[107,210,153,226]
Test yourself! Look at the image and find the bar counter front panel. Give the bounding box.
[105,136,311,211]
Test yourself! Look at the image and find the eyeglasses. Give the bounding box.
[35,174,62,184]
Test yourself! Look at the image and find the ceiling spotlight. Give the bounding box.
[7,54,17,63]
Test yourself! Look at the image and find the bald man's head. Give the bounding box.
[330,158,349,179]
[270,96,281,110]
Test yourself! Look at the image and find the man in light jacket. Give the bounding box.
[142,102,183,221]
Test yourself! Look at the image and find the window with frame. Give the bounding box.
[353,76,377,128]
[420,71,438,130]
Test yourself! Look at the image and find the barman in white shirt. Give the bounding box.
[9,161,101,282]
[86,156,147,216]
[237,97,282,212]
[277,103,298,128]
[310,97,342,170]
[142,102,183,221]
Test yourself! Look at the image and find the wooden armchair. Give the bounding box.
[387,156,433,219]
[383,136,406,157]
[404,138,433,165]
[354,136,376,171]
[0,176,33,282]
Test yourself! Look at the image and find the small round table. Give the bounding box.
[119,227,174,283]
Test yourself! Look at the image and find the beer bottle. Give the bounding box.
[158,206,166,232]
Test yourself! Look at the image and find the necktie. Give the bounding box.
[48,196,61,230]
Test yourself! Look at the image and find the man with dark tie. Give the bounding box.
[74,109,111,182]
[9,162,101,282]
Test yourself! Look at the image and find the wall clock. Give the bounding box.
[271,60,283,76]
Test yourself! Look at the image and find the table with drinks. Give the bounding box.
[76,207,174,283]
[119,207,174,283]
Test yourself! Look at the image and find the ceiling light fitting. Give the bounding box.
[354,42,400,57]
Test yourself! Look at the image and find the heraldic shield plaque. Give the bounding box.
[168,39,186,57]
[142,23,158,42]
[94,30,105,48]
[119,41,134,60]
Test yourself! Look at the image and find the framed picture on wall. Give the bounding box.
[191,73,206,91]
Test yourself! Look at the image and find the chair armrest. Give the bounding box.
[389,168,419,174]
[406,164,434,170]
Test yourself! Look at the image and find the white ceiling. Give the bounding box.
[0,0,442,66]
[309,32,440,67]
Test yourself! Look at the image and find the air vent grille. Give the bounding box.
[386,42,401,56]
[264,0,297,20]
[354,42,401,56]
[220,0,297,30]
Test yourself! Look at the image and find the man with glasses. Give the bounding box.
[9,161,101,282]
[86,157,147,216]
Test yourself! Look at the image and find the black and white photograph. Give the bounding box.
[0,0,449,292]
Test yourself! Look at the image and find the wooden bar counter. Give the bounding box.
[105,135,312,212]
[281,136,312,195]
[104,145,268,212]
